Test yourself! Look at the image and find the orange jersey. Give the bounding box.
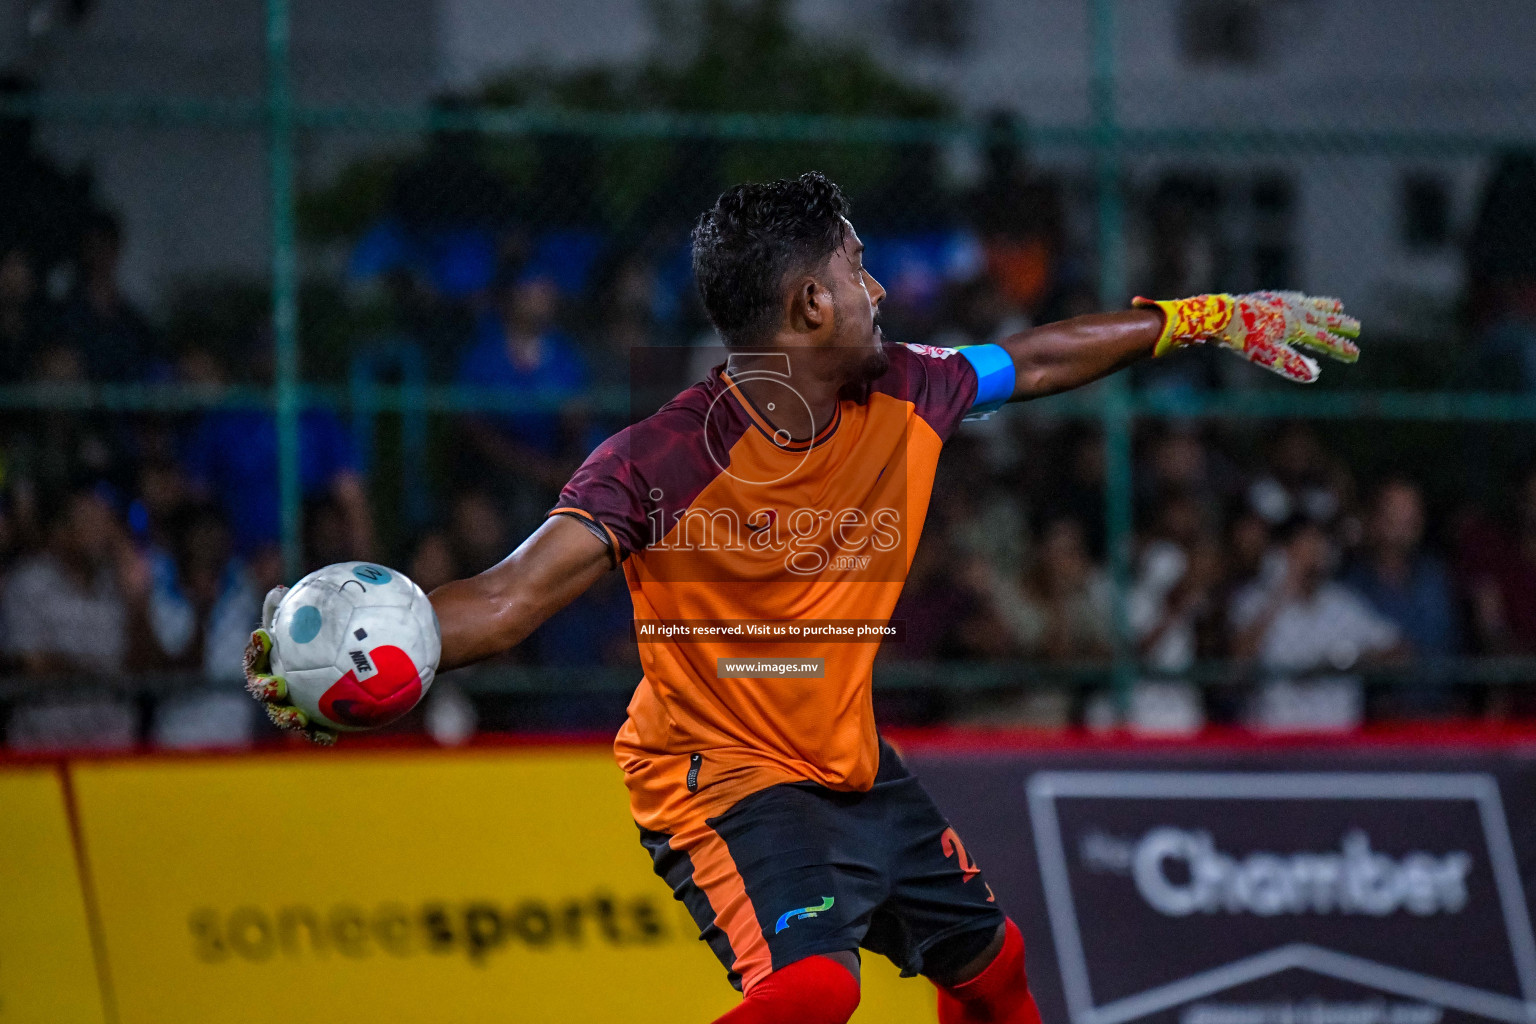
[551,342,983,833]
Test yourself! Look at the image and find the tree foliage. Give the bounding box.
[300,0,951,241]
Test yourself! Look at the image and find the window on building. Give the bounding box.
[1250,174,1296,289]
[1402,173,1452,251]
[1179,0,1266,66]
[890,0,972,55]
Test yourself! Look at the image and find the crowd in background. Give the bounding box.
[4,91,1536,750]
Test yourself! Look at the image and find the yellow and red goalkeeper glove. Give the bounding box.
[1133,291,1360,384]
[242,585,337,746]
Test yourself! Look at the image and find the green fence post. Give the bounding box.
[266,0,302,580]
[1090,0,1136,716]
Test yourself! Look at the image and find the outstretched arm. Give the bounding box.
[431,514,612,671]
[998,292,1361,400]
[245,514,613,741]
[1000,310,1163,399]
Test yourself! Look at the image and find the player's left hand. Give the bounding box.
[1134,291,1360,383]
[243,585,337,746]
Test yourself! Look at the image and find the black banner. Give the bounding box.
[909,743,1536,1024]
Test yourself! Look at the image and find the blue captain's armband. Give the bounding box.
[958,343,1015,419]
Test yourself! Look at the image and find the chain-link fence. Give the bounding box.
[3,0,1536,746]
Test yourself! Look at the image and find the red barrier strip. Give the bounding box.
[0,728,617,769]
[5,721,1536,771]
[884,721,1536,755]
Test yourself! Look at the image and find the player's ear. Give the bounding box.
[793,276,832,333]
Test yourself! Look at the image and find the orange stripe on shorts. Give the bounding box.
[682,825,774,992]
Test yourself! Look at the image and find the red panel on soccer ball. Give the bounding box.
[319,645,423,728]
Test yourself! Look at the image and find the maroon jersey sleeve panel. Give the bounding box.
[550,379,746,561]
[869,341,981,442]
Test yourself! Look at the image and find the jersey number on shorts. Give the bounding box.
[941,826,981,882]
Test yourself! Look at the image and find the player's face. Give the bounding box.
[828,221,889,382]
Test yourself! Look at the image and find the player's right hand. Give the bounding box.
[1133,291,1360,383]
[243,585,338,746]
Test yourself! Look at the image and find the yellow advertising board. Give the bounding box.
[0,767,105,1024]
[69,748,935,1024]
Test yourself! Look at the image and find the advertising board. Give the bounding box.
[0,768,105,1024]
[67,748,931,1024]
[10,737,1536,1024]
[909,744,1536,1024]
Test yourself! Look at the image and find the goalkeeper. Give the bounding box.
[248,172,1357,1024]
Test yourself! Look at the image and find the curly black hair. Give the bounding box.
[690,172,851,348]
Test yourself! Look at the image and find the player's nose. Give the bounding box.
[865,270,886,307]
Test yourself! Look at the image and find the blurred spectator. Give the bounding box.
[1130,537,1225,733]
[303,495,364,571]
[1230,518,1404,732]
[0,472,19,564]
[1245,422,1354,528]
[404,525,484,745]
[456,274,590,533]
[0,246,47,383]
[56,211,163,383]
[968,111,1065,321]
[401,492,511,602]
[1147,425,1210,493]
[964,517,1107,729]
[2,486,150,750]
[1127,493,1227,734]
[2,485,150,674]
[448,490,510,573]
[23,346,133,489]
[932,274,1027,351]
[1137,425,1232,519]
[1462,465,1536,655]
[1226,507,1275,590]
[128,460,192,551]
[423,677,480,747]
[181,349,373,562]
[2,345,136,548]
[577,250,665,446]
[1344,479,1458,658]
[1038,428,1107,558]
[8,84,1535,742]
[404,500,518,742]
[407,531,458,594]
[929,276,1027,488]
[531,569,637,668]
[146,504,261,675]
[885,532,1005,663]
[931,437,1030,580]
[146,504,260,748]
[588,248,681,381]
[0,74,92,286]
[995,517,1113,663]
[594,253,663,363]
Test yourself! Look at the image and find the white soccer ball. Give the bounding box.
[269,562,441,732]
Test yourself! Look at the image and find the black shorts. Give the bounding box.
[639,740,1004,992]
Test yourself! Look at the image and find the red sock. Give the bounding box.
[936,919,1043,1024]
[712,954,860,1024]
